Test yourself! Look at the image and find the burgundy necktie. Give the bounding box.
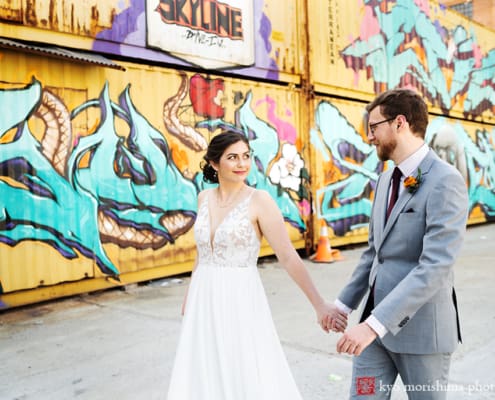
[386,167,402,221]
[362,167,402,322]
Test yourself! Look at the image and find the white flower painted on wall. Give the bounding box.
[269,143,304,191]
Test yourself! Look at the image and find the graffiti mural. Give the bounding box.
[426,118,495,218]
[0,81,118,276]
[0,79,198,276]
[0,72,307,285]
[311,101,495,238]
[311,101,384,236]
[308,0,495,238]
[93,0,283,79]
[341,0,495,120]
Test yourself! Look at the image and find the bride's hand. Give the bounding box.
[316,301,348,333]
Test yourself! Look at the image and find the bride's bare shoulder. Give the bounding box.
[198,188,214,204]
[251,188,276,208]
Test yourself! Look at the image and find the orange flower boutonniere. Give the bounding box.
[404,169,422,193]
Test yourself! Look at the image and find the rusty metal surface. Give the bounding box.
[0,51,308,299]
[0,37,125,69]
[308,0,495,123]
[22,0,121,36]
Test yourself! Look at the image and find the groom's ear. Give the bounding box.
[396,114,407,130]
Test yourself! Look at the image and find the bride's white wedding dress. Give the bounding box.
[167,189,303,400]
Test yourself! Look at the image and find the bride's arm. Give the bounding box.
[253,190,347,332]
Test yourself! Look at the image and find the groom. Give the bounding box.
[333,89,468,399]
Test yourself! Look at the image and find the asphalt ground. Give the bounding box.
[0,223,494,399]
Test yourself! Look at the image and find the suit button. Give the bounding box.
[398,316,410,327]
[378,257,384,264]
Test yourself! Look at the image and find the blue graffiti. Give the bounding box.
[195,91,305,231]
[311,101,387,236]
[68,83,198,249]
[0,80,118,275]
[342,0,495,119]
[427,118,495,217]
[1,79,198,276]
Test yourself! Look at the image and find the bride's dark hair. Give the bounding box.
[201,130,250,183]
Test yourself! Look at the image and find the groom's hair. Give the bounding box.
[366,89,429,138]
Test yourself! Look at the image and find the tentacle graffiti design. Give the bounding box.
[1,78,199,279]
[97,208,194,249]
[0,80,119,276]
[163,72,208,151]
[67,83,197,250]
[35,89,72,176]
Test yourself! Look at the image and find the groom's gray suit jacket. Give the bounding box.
[338,149,469,354]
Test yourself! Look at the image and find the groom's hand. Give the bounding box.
[336,322,377,355]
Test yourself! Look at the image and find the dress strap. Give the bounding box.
[242,187,256,208]
[246,187,256,200]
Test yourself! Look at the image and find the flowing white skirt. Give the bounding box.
[167,264,303,400]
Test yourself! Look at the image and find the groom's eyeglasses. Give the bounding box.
[369,117,396,135]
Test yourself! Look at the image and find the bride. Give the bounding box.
[167,130,347,400]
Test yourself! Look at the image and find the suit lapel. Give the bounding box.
[374,167,392,247]
[381,190,413,241]
[376,149,436,250]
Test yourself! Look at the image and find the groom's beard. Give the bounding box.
[376,138,397,161]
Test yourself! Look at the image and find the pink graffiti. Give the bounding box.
[298,199,311,217]
[255,95,296,143]
[360,5,380,41]
[414,0,430,17]
[472,43,483,68]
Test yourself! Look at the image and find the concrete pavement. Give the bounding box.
[0,223,494,399]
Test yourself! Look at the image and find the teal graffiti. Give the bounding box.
[427,118,495,218]
[1,79,198,276]
[342,0,495,119]
[195,90,305,231]
[311,101,386,236]
[68,83,197,249]
[0,80,118,275]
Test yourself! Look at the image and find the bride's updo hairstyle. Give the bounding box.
[201,130,250,183]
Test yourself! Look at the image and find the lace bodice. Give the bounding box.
[194,190,260,268]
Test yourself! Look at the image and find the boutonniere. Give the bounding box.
[404,168,422,193]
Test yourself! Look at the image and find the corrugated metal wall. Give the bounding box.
[306,0,495,245]
[0,0,305,83]
[0,50,309,307]
[1,0,494,308]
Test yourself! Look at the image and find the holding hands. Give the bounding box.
[336,322,377,356]
[316,303,377,356]
[316,301,348,333]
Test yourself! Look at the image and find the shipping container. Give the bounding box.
[309,96,495,246]
[309,0,495,123]
[1,0,494,309]
[0,50,310,308]
[0,0,306,83]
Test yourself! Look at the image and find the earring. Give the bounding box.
[213,170,218,179]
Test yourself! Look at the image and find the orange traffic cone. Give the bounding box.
[310,221,343,263]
